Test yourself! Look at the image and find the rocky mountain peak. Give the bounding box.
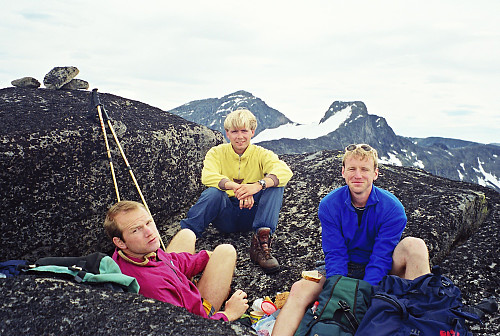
[221,89,254,99]
[319,100,367,124]
[168,90,292,137]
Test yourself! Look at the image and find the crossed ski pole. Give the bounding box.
[91,88,166,251]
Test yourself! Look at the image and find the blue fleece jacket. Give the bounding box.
[319,185,406,286]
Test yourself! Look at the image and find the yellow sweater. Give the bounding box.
[201,143,293,197]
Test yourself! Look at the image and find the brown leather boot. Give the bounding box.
[250,227,280,273]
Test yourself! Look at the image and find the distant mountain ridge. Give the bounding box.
[167,91,500,192]
[168,90,292,137]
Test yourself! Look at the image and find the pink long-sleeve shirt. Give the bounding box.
[113,248,228,321]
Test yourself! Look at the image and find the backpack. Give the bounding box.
[294,275,373,336]
[21,252,139,293]
[356,266,481,336]
[0,260,28,277]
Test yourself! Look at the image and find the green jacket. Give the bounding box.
[201,143,293,197]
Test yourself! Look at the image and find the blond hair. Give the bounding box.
[224,108,257,131]
[103,200,146,240]
[342,145,379,170]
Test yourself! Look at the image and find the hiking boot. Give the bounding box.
[250,227,280,274]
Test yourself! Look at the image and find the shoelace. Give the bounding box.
[259,241,273,260]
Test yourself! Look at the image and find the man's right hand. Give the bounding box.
[224,181,241,191]
[223,289,249,321]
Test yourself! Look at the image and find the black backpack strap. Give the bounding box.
[68,261,87,283]
[474,296,498,315]
[338,299,359,331]
[21,253,108,283]
[431,265,442,276]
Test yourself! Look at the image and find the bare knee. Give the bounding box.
[166,228,197,253]
[393,237,431,279]
[394,237,429,267]
[288,279,322,308]
[213,244,237,260]
[401,237,428,257]
[178,228,197,241]
[289,279,307,295]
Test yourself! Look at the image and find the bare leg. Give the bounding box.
[197,244,237,311]
[391,237,431,280]
[272,277,325,336]
[165,228,196,254]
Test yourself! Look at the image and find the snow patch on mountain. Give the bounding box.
[253,106,352,143]
[379,152,403,166]
[474,157,500,190]
[413,160,425,169]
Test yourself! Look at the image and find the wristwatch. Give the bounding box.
[258,179,267,190]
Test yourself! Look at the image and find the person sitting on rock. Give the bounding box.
[272,143,431,335]
[179,108,293,274]
[104,200,249,321]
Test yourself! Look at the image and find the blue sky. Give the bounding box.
[1,0,499,144]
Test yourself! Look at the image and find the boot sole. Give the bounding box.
[262,265,280,274]
[250,258,280,274]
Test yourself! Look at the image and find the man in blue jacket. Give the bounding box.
[272,143,430,336]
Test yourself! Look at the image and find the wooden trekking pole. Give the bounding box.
[91,89,166,251]
[92,89,120,202]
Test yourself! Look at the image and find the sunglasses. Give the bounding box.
[345,144,373,152]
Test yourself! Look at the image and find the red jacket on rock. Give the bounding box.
[113,248,228,321]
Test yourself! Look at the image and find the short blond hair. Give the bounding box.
[224,108,257,131]
[104,200,146,240]
[342,144,378,170]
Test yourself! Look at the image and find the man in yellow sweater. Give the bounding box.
[180,108,293,273]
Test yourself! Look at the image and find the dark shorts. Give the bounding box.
[314,260,367,280]
[347,262,367,280]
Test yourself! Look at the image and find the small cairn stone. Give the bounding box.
[44,66,79,90]
[11,77,41,88]
[61,79,89,90]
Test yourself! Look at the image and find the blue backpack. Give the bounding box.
[356,266,481,336]
[0,260,28,278]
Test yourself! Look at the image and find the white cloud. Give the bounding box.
[1,0,499,144]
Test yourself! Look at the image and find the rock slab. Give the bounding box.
[61,78,89,90]
[11,77,41,88]
[43,66,79,89]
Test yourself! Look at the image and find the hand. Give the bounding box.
[239,195,254,209]
[234,183,261,200]
[225,181,241,191]
[223,289,249,321]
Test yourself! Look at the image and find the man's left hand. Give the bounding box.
[239,195,254,209]
[234,183,261,200]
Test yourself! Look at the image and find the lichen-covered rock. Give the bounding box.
[0,87,498,335]
[0,87,223,262]
[11,76,41,88]
[61,78,89,90]
[0,275,254,336]
[43,66,79,89]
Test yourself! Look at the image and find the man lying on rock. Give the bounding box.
[272,143,432,335]
[179,108,293,274]
[104,200,249,321]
